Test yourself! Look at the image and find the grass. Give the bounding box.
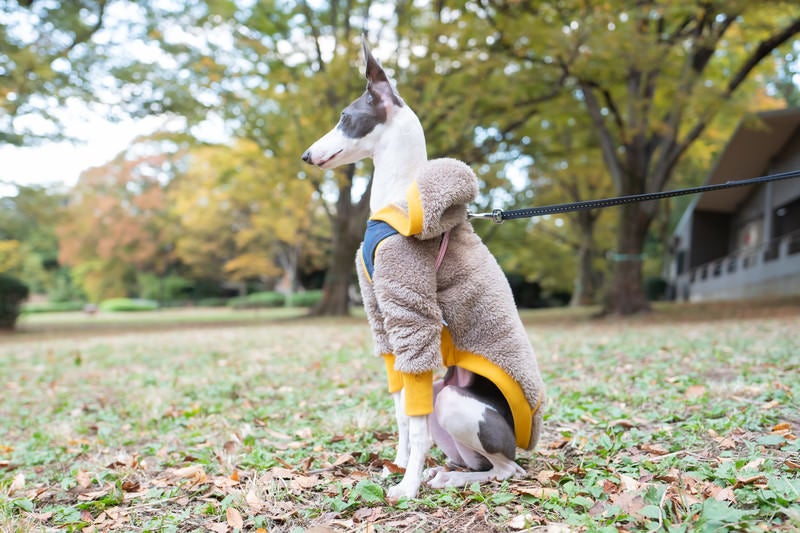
[1,301,799,531]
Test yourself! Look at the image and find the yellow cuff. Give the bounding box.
[402,371,434,416]
[382,354,404,393]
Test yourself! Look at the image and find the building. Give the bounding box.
[670,108,800,302]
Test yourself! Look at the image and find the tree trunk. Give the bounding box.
[604,203,653,315]
[570,211,599,306]
[311,165,370,316]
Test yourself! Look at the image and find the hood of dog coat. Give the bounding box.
[369,158,479,240]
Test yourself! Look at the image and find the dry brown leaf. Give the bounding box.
[226,507,244,529]
[9,473,24,494]
[641,443,669,455]
[514,486,560,499]
[618,473,640,492]
[76,470,92,489]
[536,470,560,484]
[785,459,800,471]
[742,457,765,471]
[172,465,204,479]
[772,422,791,432]
[121,480,140,492]
[77,487,112,501]
[735,474,767,487]
[206,523,228,533]
[333,453,355,467]
[685,385,706,399]
[230,470,240,482]
[246,490,263,512]
[609,419,637,429]
[290,475,320,490]
[611,492,645,515]
[761,400,780,410]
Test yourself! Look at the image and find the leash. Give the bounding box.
[468,169,800,223]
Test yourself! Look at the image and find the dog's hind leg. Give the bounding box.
[427,374,525,489]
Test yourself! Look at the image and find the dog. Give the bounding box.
[302,40,545,501]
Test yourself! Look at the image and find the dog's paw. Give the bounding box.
[422,466,445,482]
[386,480,420,503]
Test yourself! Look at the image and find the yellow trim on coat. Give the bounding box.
[369,180,424,236]
[382,354,404,393]
[402,371,434,416]
[439,327,535,449]
[382,328,540,450]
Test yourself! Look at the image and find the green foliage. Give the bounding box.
[0,274,29,329]
[197,297,230,308]
[99,298,159,313]
[287,290,323,308]
[137,273,193,302]
[228,291,286,310]
[21,301,84,314]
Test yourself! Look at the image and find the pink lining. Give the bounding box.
[435,230,451,272]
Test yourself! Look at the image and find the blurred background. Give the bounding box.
[1,0,799,326]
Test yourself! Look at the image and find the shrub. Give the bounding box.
[99,298,159,312]
[197,297,230,307]
[645,277,668,301]
[228,291,286,310]
[22,301,85,314]
[0,275,30,329]
[287,290,323,308]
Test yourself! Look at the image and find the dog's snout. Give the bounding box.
[301,150,312,164]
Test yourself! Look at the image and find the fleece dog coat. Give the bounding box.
[356,158,545,450]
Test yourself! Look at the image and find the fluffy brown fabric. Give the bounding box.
[356,158,545,450]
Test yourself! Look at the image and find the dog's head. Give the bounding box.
[301,40,406,169]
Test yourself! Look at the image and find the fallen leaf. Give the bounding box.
[10,473,24,494]
[513,486,559,499]
[226,507,244,529]
[785,459,800,471]
[333,453,355,467]
[685,385,706,399]
[772,422,791,432]
[230,470,240,482]
[641,443,669,456]
[508,513,536,530]
[121,480,140,492]
[608,419,637,429]
[618,473,640,492]
[761,400,780,410]
[741,457,765,471]
[536,470,560,484]
[611,491,645,515]
[246,490,264,512]
[735,473,767,487]
[76,470,92,489]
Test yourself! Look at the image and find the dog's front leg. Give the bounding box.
[391,391,410,469]
[386,414,431,502]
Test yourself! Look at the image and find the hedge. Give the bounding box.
[22,301,85,314]
[228,291,286,309]
[99,298,160,312]
[0,275,30,329]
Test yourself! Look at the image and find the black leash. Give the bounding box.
[468,169,800,223]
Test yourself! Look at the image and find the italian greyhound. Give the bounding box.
[302,41,534,501]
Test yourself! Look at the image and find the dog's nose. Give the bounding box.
[301,150,312,164]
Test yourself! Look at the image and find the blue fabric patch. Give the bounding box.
[362,220,399,280]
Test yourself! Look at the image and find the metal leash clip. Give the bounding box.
[467,209,505,224]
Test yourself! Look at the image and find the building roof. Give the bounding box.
[695,108,800,213]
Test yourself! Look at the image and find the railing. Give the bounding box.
[679,229,800,301]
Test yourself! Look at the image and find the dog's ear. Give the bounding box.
[362,39,404,108]
[363,40,389,85]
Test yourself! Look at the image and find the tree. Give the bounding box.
[469,0,800,314]
[169,139,322,294]
[57,136,178,301]
[0,183,67,295]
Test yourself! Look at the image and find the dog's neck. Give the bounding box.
[370,106,428,213]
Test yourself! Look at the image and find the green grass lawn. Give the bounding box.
[1,302,799,531]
